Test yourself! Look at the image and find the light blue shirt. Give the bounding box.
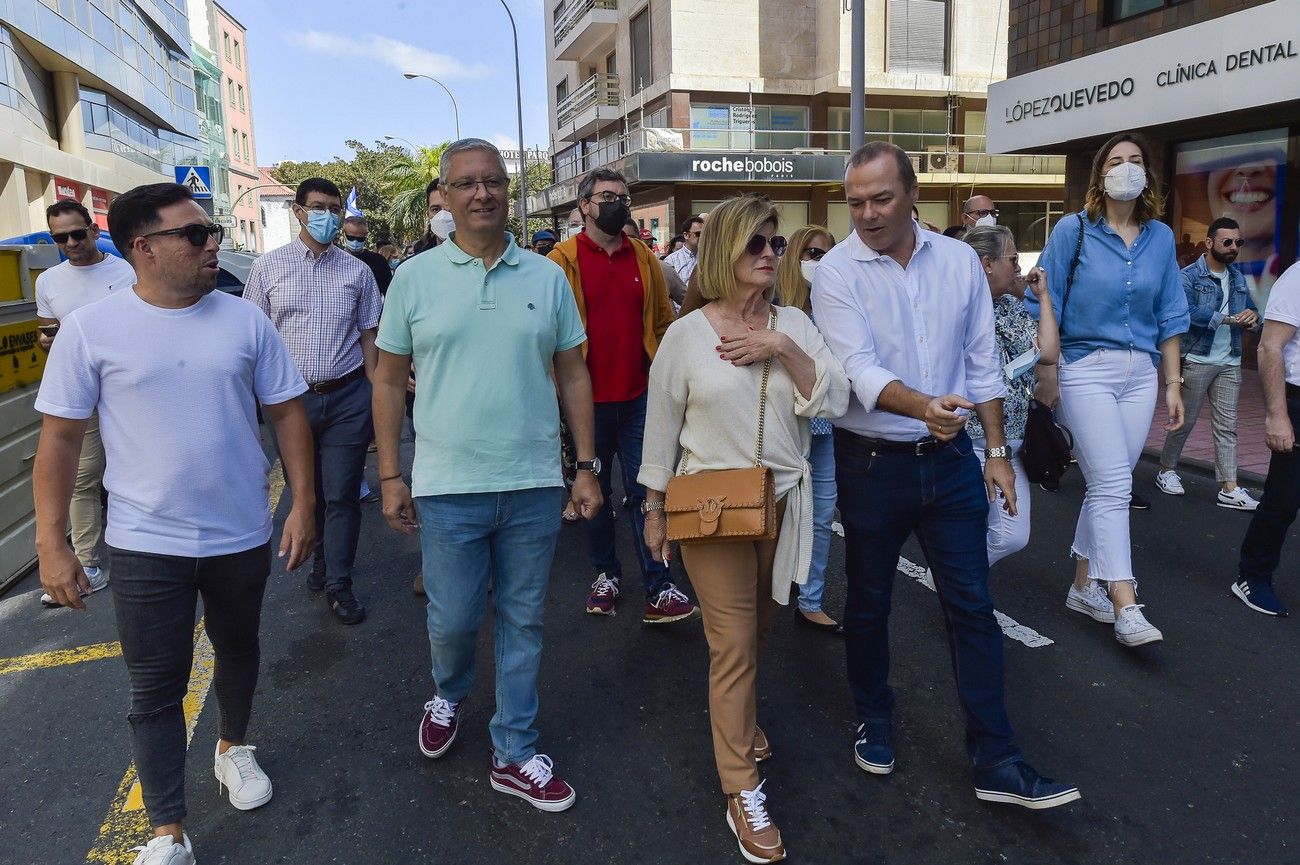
[1186,267,1236,366]
[811,222,1004,441]
[1027,211,1188,364]
[376,233,586,496]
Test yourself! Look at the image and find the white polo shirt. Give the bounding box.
[1262,261,1300,387]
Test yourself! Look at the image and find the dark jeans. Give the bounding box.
[109,542,271,827]
[1239,393,1300,584]
[303,373,372,591]
[835,429,1020,770]
[585,392,672,598]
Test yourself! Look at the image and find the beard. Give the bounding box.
[1210,248,1238,266]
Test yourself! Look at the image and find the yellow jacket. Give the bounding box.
[547,234,676,361]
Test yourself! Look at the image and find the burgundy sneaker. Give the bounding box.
[585,573,620,615]
[418,696,460,759]
[489,754,576,812]
[643,584,702,624]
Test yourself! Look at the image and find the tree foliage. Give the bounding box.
[271,138,407,243]
[381,142,451,242]
[507,159,556,242]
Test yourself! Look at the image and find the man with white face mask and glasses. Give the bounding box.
[1025,132,1189,647]
[962,195,999,229]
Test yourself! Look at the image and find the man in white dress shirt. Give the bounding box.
[812,142,1078,810]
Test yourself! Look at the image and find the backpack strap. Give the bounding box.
[1058,212,1086,333]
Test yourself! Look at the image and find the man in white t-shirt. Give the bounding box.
[1234,260,1300,618]
[33,182,316,865]
[33,199,136,607]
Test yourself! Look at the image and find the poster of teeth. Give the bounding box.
[1171,128,1289,310]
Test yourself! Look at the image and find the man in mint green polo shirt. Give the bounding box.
[372,138,601,813]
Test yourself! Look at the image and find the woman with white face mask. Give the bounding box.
[1025,132,1190,648]
[775,225,841,633]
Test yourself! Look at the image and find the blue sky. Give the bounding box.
[225,0,553,165]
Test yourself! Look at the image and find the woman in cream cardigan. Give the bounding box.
[638,195,849,864]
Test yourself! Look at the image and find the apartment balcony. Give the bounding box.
[554,0,617,62]
[556,73,621,143]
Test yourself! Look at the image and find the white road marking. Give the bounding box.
[895,556,1054,648]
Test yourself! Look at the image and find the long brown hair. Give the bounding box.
[1083,132,1166,224]
[776,225,834,312]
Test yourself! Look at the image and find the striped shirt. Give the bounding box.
[663,245,697,283]
[243,238,382,383]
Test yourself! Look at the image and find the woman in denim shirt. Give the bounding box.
[1026,132,1189,648]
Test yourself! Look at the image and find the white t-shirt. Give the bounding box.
[35,288,308,557]
[34,254,136,321]
[1263,261,1300,387]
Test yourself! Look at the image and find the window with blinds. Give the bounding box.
[887,0,949,75]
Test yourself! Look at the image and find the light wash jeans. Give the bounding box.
[972,438,1030,567]
[1056,349,1157,583]
[799,432,837,612]
[416,486,564,764]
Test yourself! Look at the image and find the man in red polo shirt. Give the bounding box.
[549,169,698,624]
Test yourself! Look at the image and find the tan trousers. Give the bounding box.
[680,500,785,794]
[69,416,105,567]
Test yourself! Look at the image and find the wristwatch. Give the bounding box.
[575,458,602,474]
[641,500,665,515]
[985,445,1011,460]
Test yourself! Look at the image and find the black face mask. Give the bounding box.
[592,200,630,236]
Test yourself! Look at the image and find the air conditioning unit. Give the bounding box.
[909,155,923,174]
[925,145,960,173]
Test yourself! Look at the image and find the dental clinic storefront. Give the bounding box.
[987,0,1300,313]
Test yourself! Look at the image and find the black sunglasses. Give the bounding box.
[1218,238,1245,247]
[142,223,224,247]
[746,234,787,257]
[51,228,92,244]
[803,247,828,261]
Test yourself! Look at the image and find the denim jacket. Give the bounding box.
[1179,255,1258,358]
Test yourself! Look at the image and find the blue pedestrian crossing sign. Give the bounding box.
[175,165,212,199]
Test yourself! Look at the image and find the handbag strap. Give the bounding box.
[1058,211,1086,333]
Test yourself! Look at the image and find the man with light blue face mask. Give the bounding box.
[243,177,383,626]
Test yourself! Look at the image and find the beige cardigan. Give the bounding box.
[638,307,850,603]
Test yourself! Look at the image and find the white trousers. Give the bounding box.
[973,437,1030,567]
[1056,349,1157,583]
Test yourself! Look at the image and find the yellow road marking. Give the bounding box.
[85,462,286,863]
[0,640,122,676]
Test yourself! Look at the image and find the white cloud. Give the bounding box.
[285,30,490,79]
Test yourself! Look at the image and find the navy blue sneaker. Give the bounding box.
[974,760,1080,810]
[1232,579,1290,617]
[853,721,894,775]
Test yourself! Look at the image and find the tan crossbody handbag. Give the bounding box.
[665,310,778,544]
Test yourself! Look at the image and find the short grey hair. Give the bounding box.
[846,141,916,190]
[577,168,626,203]
[963,224,1016,263]
[438,138,510,186]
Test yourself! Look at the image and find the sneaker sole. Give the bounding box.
[1115,627,1163,647]
[489,776,576,812]
[1231,582,1286,616]
[725,810,787,863]
[585,605,617,615]
[1064,596,1116,623]
[642,607,702,625]
[1155,484,1184,496]
[1217,499,1258,511]
[974,786,1081,810]
[216,775,273,810]
[853,750,894,775]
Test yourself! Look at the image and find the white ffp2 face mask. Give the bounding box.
[800,259,820,284]
[975,214,997,228]
[1104,162,1148,202]
[430,210,456,240]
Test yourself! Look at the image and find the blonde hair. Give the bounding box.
[695,195,779,302]
[776,225,833,312]
[1083,132,1166,224]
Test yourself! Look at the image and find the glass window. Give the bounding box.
[887,0,948,74]
[241,132,249,160]
[997,202,1063,255]
[223,31,230,59]
[689,104,731,150]
[605,50,616,75]
[630,8,651,94]
[237,84,244,111]
[1109,0,1167,21]
[234,40,241,68]
[555,76,567,105]
[227,78,235,106]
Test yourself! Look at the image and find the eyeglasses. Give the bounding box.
[590,191,632,206]
[966,208,1000,218]
[688,230,702,238]
[51,228,92,244]
[746,234,787,257]
[447,177,508,193]
[141,223,224,247]
[300,203,345,215]
[1218,238,1245,247]
[803,247,828,261]
[999,254,1021,268]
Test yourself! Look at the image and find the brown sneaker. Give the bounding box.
[725,782,785,863]
[753,726,772,762]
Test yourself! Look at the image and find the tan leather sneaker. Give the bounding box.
[725,782,786,863]
[753,726,772,762]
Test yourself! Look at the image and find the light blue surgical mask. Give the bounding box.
[389,258,400,269]
[344,238,365,251]
[305,209,341,244]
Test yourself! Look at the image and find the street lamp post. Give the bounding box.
[401,73,461,140]
[496,0,529,241]
[383,134,417,151]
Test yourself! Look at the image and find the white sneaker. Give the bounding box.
[1065,581,1116,623]
[1217,488,1260,511]
[40,565,108,607]
[131,833,194,865]
[214,743,273,810]
[1154,470,1185,496]
[1114,604,1163,647]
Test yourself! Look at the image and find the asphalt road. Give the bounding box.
[2,439,1297,865]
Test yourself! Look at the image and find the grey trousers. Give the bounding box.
[1160,360,1241,484]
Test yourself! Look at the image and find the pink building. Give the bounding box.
[215,2,260,251]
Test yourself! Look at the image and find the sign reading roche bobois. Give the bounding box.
[987,1,1299,154]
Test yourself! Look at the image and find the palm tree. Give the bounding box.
[382,142,451,242]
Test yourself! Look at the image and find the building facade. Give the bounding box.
[186,0,231,222]
[213,2,257,251]
[256,165,294,252]
[988,0,1297,309]
[0,0,202,239]
[533,0,1065,251]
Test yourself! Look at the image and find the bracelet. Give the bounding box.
[379,473,403,482]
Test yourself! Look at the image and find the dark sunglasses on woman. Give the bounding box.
[802,247,828,261]
[746,234,787,257]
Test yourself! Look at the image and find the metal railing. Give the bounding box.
[556,73,621,128]
[553,0,617,46]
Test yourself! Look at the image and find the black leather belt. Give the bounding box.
[835,428,953,456]
[307,366,364,395]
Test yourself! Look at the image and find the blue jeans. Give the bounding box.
[416,487,563,764]
[834,429,1020,770]
[585,393,672,598]
[799,432,837,613]
[301,373,372,591]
